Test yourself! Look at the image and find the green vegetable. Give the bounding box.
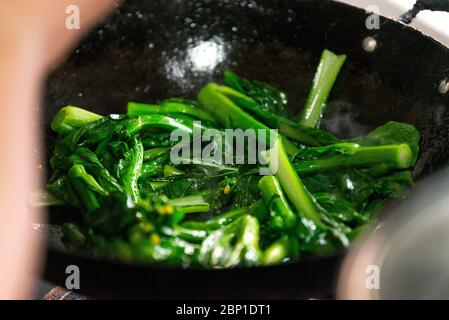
[213,82,338,146]
[45,63,420,268]
[68,166,100,213]
[51,106,102,134]
[262,237,291,265]
[198,82,323,226]
[224,70,289,116]
[199,215,261,268]
[128,100,216,123]
[299,49,347,128]
[269,139,323,225]
[168,195,210,214]
[144,147,171,161]
[68,164,108,196]
[118,138,144,203]
[259,176,296,231]
[352,121,421,163]
[198,83,271,133]
[293,144,414,175]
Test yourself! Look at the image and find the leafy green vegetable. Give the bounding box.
[199,215,261,268]
[352,121,421,163]
[198,82,324,227]
[45,63,420,268]
[224,70,290,117]
[214,81,338,146]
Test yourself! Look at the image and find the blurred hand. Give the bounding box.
[0,0,118,299]
[0,0,119,72]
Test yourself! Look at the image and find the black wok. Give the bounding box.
[42,0,449,299]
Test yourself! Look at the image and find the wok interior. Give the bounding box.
[44,0,449,248]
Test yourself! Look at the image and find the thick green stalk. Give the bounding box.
[144,147,171,161]
[164,165,185,177]
[215,84,322,146]
[282,136,301,156]
[262,237,290,265]
[294,144,413,175]
[264,139,323,226]
[259,176,296,229]
[199,83,270,131]
[51,106,102,134]
[127,101,216,123]
[168,195,210,213]
[124,115,194,137]
[299,50,347,128]
[183,207,249,230]
[199,83,322,226]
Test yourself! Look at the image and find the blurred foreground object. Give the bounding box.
[0,0,118,299]
[339,167,449,299]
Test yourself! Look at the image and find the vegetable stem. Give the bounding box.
[124,115,194,137]
[199,83,322,226]
[127,101,216,123]
[169,195,210,213]
[215,84,322,146]
[144,147,171,161]
[262,237,290,265]
[294,144,413,175]
[51,106,102,134]
[299,50,346,128]
[264,139,323,226]
[68,164,107,196]
[198,83,270,131]
[259,176,296,229]
[183,207,248,230]
[119,138,144,202]
[68,167,100,212]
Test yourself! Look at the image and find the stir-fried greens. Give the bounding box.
[46,49,420,268]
